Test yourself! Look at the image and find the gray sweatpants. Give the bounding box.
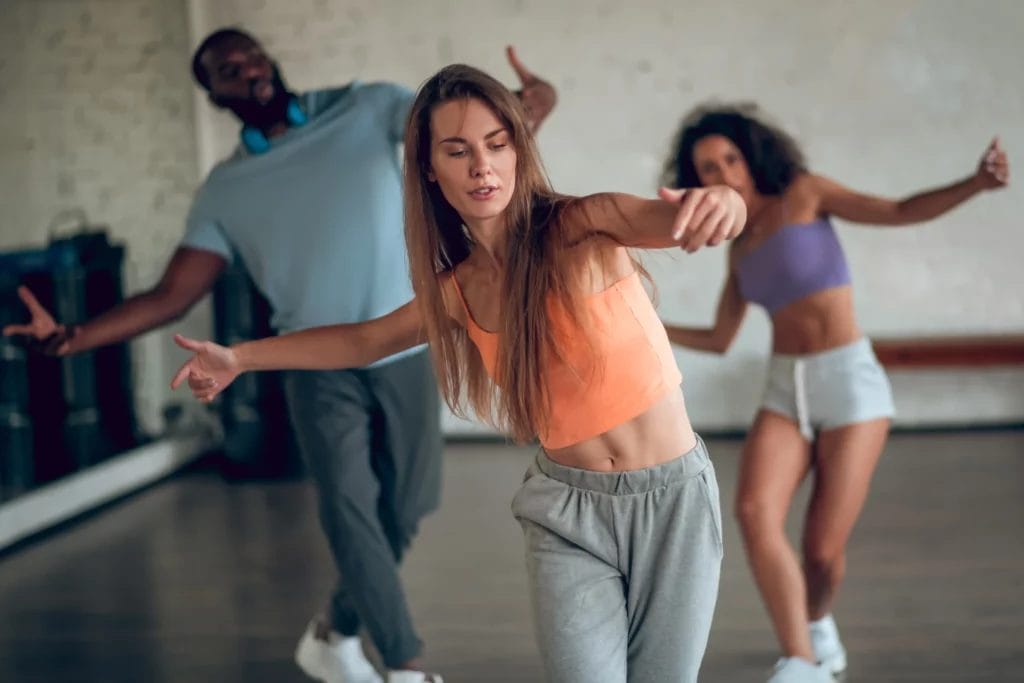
[512,437,723,683]
[283,351,442,668]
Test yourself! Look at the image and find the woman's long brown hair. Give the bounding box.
[403,64,590,443]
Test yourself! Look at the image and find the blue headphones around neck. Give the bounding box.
[240,97,308,154]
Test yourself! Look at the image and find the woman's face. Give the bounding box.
[692,134,756,205]
[428,97,517,229]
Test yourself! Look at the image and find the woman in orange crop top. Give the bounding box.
[171,64,746,682]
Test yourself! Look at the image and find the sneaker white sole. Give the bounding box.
[820,650,847,677]
[295,639,327,681]
[294,631,384,683]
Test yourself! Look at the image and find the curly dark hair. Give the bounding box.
[661,102,807,195]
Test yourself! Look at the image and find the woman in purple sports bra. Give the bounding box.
[660,104,1010,683]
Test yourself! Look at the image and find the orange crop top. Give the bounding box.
[450,271,682,449]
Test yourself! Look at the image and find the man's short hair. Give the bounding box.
[191,28,259,90]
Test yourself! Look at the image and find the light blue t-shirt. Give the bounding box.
[182,82,420,366]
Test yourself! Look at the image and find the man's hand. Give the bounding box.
[507,46,557,132]
[2,286,75,356]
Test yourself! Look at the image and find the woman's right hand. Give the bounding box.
[170,334,242,403]
[976,137,1010,189]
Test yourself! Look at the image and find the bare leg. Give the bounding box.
[802,418,890,619]
[735,410,815,661]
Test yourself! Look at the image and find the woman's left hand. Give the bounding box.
[659,185,747,253]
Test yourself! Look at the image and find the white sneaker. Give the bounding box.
[387,671,443,683]
[767,657,832,683]
[809,614,847,675]
[294,618,383,683]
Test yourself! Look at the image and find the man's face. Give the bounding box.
[200,36,290,128]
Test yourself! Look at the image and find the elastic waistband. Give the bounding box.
[535,435,710,495]
[772,336,872,364]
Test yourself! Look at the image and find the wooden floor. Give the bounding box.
[1,430,1022,682]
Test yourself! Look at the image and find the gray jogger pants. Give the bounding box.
[512,436,723,683]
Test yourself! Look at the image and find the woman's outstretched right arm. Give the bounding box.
[170,299,425,402]
[663,270,747,354]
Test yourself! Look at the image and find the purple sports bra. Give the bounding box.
[735,218,851,314]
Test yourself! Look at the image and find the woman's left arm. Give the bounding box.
[815,137,1009,226]
[572,186,747,252]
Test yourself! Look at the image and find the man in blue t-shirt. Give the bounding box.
[4,27,556,683]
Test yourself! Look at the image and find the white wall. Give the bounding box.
[0,0,207,433]
[3,1,1020,436]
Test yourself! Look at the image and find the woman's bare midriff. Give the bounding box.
[543,388,697,472]
[769,286,863,354]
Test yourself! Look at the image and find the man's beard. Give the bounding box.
[216,68,294,131]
